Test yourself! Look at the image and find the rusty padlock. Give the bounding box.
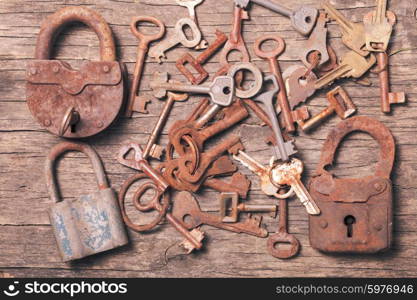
[309,116,395,253]
[46,142,128,262]
[26,7,125,138]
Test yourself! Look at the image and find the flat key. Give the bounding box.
[270,158,320,215]
[126,16,165,118]
[253,75,296,162]
[363,0,394,52]
[235,0,318,36]
[232,150,294,199]
[151,72,234,104]
[172,191,269,237]
[314,51,376,90]
[322,1,368,56]
[176,0,208,50]
[149,18,201,63]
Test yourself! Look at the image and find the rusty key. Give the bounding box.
[117,142,169,192]
[143,92,189,160]
[254,34,296,132]
[172,191,269,237]
[298,86,356,132]
[125,16,165,118]
[176,30,228,85]
[376,52,406,113]
[219,192,277,223]
[267,198,300,259]
[217,4,250,75]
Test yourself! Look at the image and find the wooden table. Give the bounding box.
[0,0,416,278]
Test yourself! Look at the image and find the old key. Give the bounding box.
[267,198,300,259]
[125,16,165,118]
[254,35,296,132]
[172,191,269,237]
[176,0,208,50]
[270,158,320,215]
[235,0,318,36]
[322,1,368,57]
[149,18,202,63]
[253,75,296,162]
[314,51,376,90]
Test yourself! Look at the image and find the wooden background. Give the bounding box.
[1,0,416,278]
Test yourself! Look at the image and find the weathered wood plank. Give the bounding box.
[1,0,417,278]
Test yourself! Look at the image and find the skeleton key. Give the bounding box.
[322,1,368,57]
[142,92,189,160]
[254,34,296,132]
[219,192,277,223]
[363,0,395,52]
[149,18,201,63]
[253,75,296,162]
[232,149,294,199]
[217,5,250,75]
[176,0,208,50]
[172,191,269,238]
[267,198,300,259]
[270,158,320,215]
[235,0,318,36]
[125,16,165,117]
[314,51,376,90]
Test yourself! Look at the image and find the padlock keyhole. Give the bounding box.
[344,215,356,238]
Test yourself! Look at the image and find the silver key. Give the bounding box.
[151,72,234,106]
[235,0,318,36]
[253,75,296,162]
[149,18,201,63]
[176,0,208,50]
[270,158,320,215]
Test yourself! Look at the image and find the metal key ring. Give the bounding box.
[254,34,285,60]
[130,16,165,46]
[118,173,169,232]
[227,62,263,98]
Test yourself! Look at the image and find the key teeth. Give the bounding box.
[179,228,205,254]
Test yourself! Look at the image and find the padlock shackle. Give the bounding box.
[35,6,116,61]
[45,141,109,203]
[316,116,395,179]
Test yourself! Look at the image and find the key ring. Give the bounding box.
[254,34,285,60]
[118,173,170,232]
[130,16,165,47]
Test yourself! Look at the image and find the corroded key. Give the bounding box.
[270,158,320,215]
[172,191,269,237]
[219,192,277,223]
[363,0,395,52]
[322,1,368,56]
[314,51,376,90]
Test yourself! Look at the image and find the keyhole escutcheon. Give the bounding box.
[344,215,356,238]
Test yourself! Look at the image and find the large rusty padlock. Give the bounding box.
[309,116,395,253]
[26,7,125,138]
[46,141,128,262]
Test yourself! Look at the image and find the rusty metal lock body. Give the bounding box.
[309,116,395,253]
[26,7,125,138]
[46,142,128,262]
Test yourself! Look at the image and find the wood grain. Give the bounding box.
[0,0,416,278]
